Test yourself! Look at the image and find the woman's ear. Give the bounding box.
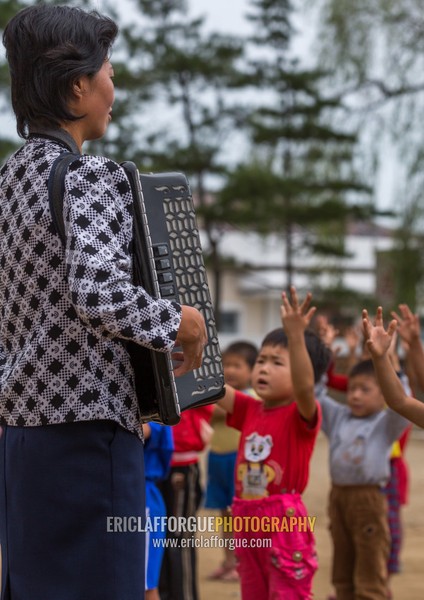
[71,76,87,100]
[67,76,89,115]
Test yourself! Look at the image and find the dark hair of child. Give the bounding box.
[223,341,258,369]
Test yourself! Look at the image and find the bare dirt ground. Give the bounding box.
[197,430,424,600]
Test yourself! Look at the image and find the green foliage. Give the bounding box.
[246,0,293,48]
[315,284,374,312]
[0,0,403,316]
[0,138,19,164]
[312,0,424,306]
[91,0,245,177]
[0,0,25,29]
[0,0,28,161]
[213,0,372,285]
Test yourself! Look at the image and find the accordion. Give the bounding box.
[49,148,225,426]
[121,162,225,425]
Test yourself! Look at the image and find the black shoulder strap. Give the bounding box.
[48,152,80,245]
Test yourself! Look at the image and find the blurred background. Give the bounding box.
[2,0,424,349]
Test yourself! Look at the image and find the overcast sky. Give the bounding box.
[188,0,315,58]
[189,0,251,34]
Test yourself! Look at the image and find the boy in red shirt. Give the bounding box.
[218,287,331,600]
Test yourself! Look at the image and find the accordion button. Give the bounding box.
[153,244,169,257]
[159,272,173,284]
[160,285,175,297]
[156,258,171,270]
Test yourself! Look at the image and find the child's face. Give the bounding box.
[251,344,293,406]
[347,374,386,418]
[223,353,252,391]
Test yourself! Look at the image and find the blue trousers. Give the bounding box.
[0,420,145,600]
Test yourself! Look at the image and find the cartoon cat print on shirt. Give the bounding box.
[238,432,276,499]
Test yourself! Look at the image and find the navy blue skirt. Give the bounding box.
[0,420,145,600]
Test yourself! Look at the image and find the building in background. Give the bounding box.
[203,222,397,349]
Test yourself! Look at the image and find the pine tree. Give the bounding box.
[313,0,424,309]
[110,0,245,326]
[212,0,372,293]
[0,0,27,162]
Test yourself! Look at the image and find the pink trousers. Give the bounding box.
[232,494,318,600]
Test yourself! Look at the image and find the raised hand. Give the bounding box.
[281,286,316,336]
[314,314,339,348]
[391,304,421,346]
[362,307,397,359]
[391,303,424,392]
[363,306,424,428]
[344,325,361,355]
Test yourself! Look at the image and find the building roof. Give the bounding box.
[201,225,395,296]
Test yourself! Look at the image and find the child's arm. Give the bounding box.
[392,304,424,392]
[142,423,151,439]
[344,325,361,371]
[216,383,236,414]
[281,287,317,422]
[363,307,424,428]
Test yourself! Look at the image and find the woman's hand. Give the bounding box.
[172,305,207,377]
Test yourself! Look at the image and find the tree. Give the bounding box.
[212,0,372,293]
[0,0,382,319]
[111,0,245,327]
[0,0,245,326]
[0,0,28,162]
[310,0,424,309]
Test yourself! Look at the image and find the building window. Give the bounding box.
[219,310,239,334]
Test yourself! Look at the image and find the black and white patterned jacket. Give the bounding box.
[0,135,182,439]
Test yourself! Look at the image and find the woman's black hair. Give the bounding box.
[3,4,118,138]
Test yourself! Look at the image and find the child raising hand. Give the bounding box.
[217,287,331,600]
[363,307,424,428]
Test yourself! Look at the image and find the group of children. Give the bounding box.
[144,288,424,600]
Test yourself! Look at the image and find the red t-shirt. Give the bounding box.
[227,391,321,499]
[326,360,348,391]
[171,404,214,466]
